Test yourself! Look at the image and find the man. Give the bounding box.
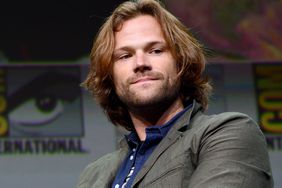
[77,0,273,187]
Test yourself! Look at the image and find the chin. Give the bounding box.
[129,95,170,108]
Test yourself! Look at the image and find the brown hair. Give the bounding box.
[82,0,212,130]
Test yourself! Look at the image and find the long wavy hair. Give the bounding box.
[82,0,212,131]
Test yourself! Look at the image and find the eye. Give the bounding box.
[119,53,132,60]
[150,48,163,55]
[114,53,132,62]
[120,54,130,59]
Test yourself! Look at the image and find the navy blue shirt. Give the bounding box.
[111,104,192,188]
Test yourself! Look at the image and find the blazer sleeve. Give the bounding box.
[188,112,273,188]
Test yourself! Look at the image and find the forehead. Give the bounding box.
[114,15,165,49]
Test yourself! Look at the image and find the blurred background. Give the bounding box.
[0,0,281,187]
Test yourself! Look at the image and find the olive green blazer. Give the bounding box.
[77,102,273,188]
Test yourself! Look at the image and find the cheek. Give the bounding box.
[166,63,179,85]
[112,65,121,82]
[112,63,129,80]
[113,76,122,92]
[166,61,178,78]
[112,68,120,90]
[112,68,126,93]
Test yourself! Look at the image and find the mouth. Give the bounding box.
[131,77,158,84]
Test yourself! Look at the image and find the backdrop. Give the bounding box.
[0,61,281,187]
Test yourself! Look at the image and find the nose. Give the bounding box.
[133,52,152,73]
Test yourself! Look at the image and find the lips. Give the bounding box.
[127,72,164,85]
[131,77,158,84]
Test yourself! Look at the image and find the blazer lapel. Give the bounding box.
[132,101,198,187]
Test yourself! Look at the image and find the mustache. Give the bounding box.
[127,72,164,84]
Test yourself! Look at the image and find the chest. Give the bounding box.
[135,134,197,188]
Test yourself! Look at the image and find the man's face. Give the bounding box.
[112,15,180,110]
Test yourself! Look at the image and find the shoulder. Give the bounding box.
[203,111,265,143]
[190,111,270,165]
[191,111,262,135]
[80,151,118,178]
[188,111,268,161]
[186,101,261,132]
[77,149,124,187]
[187,111,273,187]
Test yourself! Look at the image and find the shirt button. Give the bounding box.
[114,184,120,188]
[130,155,134,160]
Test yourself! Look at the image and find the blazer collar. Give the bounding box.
[132,100,202,186]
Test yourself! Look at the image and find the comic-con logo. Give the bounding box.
[0,65,86,155]
[254,63,282,150]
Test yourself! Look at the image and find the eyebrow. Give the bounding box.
[114,41,167,53]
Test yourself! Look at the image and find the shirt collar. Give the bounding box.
[125,103,192,148]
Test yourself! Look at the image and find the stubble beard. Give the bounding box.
[117,77,181,114]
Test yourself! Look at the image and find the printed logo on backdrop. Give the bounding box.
[254,63,282,150]
[0,64,87,155]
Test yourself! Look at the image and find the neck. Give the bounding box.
[129,97,184,141]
